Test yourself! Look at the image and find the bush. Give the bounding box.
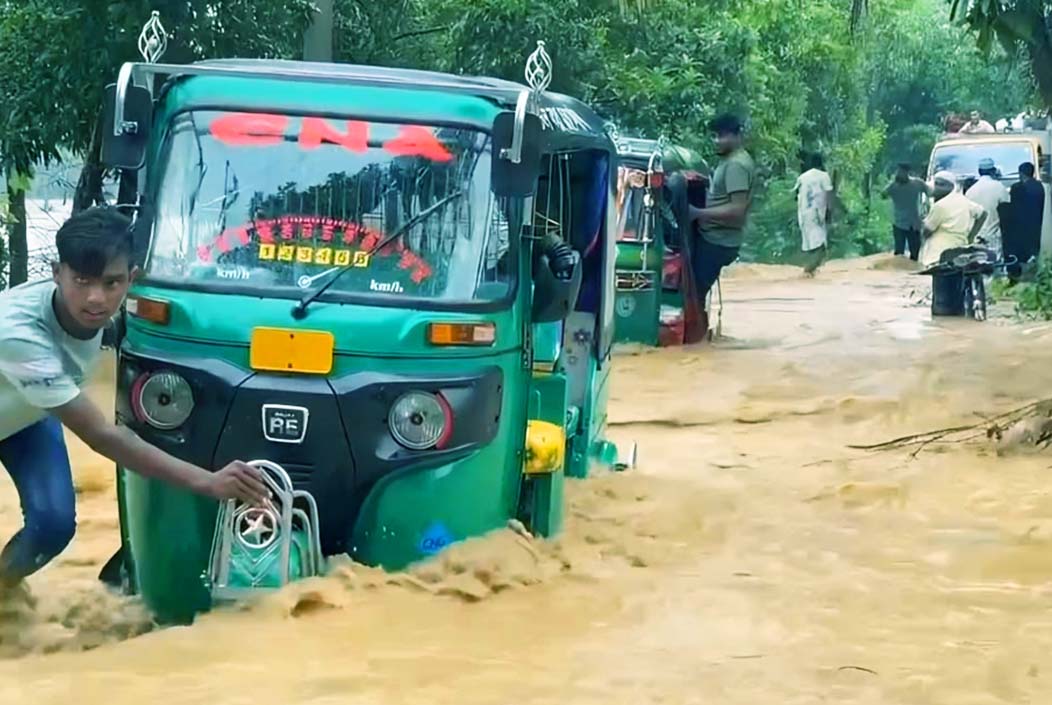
[1003,258,1052,320]
[740,176,799,263]
[741,177,892,264]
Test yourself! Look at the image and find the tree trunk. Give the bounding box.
[303,0,334,61]
[6,177,28,287]
[1029,36,1052,112]
[73,162,104,214]
[73,115,105,214]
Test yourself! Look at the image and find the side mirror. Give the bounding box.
[532,252,582,323]
[101,83,153,170]
[492,111,543,197]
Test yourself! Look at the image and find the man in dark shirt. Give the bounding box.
[1006,162,1045,279]
[688,113,756,304]
[881,163,931,261]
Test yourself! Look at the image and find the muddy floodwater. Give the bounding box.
[5,255,1052,704]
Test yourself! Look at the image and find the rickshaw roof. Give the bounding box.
[159,58,613,149]
[616,137,662,159]
[616,137,663,170]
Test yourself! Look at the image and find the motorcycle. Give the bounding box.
[917,246,1016,321]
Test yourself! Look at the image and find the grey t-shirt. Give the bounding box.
[0,280,102,440]
[885,178,928,231]
[703,149,756,248]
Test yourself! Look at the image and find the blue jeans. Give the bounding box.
[0,416,76,585]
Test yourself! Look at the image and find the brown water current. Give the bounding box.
[3,254,1052,704]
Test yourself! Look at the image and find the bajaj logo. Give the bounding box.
[261,405,309,444]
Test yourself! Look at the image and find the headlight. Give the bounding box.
[388,391,452,450]
[134,371,194,430]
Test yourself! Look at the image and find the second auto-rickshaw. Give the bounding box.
[613,136,712,346]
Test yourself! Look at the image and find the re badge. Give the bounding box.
[261,404,310,444]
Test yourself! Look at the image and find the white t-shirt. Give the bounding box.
[794,168,834,251]
[959,120,995,134]
[965,176,1010,254]
[0,280,102,440]
[920,191,986,266]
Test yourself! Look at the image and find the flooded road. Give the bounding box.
[4,255,1052,704]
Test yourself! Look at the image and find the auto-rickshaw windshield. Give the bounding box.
[146,110,513,304]
[615,167,650,241]
[931,142,1035,181]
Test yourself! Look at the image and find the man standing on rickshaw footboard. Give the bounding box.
[687,114,757,306]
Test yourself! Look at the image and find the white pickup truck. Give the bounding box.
[927,128,1052,255]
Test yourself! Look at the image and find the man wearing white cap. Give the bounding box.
[920,171,988,267]
[964,157,1010,256]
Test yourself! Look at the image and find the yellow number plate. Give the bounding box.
[250,327,334,375]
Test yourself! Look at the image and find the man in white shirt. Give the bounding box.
[0,207,267,599]
[964,157,1010,256]
[921,171,988,266]
[793,154,834,275]
[958,111,995,134]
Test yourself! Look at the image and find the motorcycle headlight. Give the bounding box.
[388,391,452,450]
[134,371,194,430]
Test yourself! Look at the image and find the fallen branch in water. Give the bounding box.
[847,400,1051,455]
[848,424,978,451]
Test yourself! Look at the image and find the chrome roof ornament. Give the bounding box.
[502,40,552,165]
[138,11,169,64]
[525,41,552,93]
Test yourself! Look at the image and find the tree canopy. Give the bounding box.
[0,0,1041,282]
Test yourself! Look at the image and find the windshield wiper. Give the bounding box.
[290,189,466,319]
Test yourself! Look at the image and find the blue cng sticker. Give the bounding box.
[419,522,454,556]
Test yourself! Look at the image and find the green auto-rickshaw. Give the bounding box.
[99,14,632,624]
[612,136,714,347]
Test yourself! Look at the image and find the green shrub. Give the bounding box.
[1005,258,1052,320]
[742,177,892,264]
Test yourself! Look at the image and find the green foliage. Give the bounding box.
[869,0,1035,175]
[999,258,1052,320]
[410,0,1032,263]
[829,187,895,258]
[882,124,942,174]
[948,1,1052,110]
[741,176,893,264]
[739,177,800,263]
[744,0,1034,264]
[0,1,315,175]
[0,0,1042,278]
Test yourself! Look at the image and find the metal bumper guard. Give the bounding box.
[206,460,324,602]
